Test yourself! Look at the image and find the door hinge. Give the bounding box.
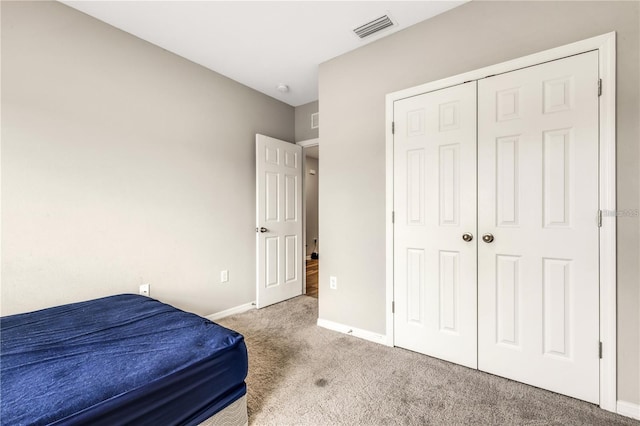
[391,121,395,134]
[392,211,395,223]
[598,79,602,97]
[392,301,395,314]
[599,341,603,359]
[598,209,603,227]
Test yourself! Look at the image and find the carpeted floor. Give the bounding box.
[216,296,638,426]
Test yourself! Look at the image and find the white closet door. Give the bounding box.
[477,51,600,403]
[393,83,478,368]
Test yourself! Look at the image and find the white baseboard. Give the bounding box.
[617,400,640,420]
[206,302,255,321]
[317,318,389,346]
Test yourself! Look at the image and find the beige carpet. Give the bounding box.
[216,296,637,426]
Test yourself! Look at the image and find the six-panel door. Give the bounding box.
[393,82,478,369]
[477,51,600,403]
[256,134,303,309]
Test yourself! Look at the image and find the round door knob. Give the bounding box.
[482,233,494,243]
[462,233,473,242]
[257,227,268,233]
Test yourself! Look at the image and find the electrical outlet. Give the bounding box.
[220,270,229,283]
[139,284,150,297]
[329,276,337,290]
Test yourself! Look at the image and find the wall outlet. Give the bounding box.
[139,284,150,297]
[329,276,337,290]
[220,270,229,283]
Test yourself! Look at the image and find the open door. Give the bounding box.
[256,134,303,308]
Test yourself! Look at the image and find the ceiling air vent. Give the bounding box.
[353,14,395,39]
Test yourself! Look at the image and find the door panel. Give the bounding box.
[477,51,600,403]
[256,134,303,308]
[393,82,478,369]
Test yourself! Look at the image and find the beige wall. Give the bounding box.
[295,100,319,142]
[1,1,294,316]
[318,1,639,404]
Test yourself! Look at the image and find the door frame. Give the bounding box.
[297,138,319,295]
[385,32,616,411]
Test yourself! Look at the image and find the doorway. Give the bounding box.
[385,33,617,410]
[301,141,319,298]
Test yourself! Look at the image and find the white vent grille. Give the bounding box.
[353,15,395,39]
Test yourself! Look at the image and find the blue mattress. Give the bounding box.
[0,294,248,426]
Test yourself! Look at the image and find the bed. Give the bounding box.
[0,294,248,426]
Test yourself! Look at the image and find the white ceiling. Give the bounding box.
[62,1,467,107]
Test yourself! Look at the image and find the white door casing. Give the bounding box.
[386,33,616,411]
[256,134,303,309]
[477,51,600,403]
[393,82,478,369]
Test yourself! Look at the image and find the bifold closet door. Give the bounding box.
[477,51,600,403]
[393,82,478,369]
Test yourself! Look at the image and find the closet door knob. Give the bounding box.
[482,233,494,243]
[462,233,473,242]
[256,227,268,233]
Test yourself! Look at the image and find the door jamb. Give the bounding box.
[384,32,616,412]
[297,138,319,295]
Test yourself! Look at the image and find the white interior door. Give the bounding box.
[477,51,600,403]
[256,134,303,309]
[393,82,478,369]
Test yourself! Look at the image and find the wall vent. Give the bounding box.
[353,15,395,39]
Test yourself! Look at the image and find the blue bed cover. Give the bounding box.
[0,294,248,425]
